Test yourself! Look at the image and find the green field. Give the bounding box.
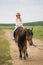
[0,25,43,40]
[0,30,12,65]
[0,25,15,30]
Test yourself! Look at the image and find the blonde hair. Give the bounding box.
[16,13,21,17]
[16,12,22,22]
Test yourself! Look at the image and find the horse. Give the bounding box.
[13,27,33,45]
[13,27,33,59]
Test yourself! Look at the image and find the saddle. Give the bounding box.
[13,27,23,38]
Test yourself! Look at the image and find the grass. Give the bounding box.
[0,25,15,30]
[0,25,43,40]
[0,29,4,35]
[0,29,12,65]
[0,38,12,65]
[33,26,43,40]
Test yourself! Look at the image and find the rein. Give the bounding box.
[32,44,43,50]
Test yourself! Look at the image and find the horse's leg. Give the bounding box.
[23,44,27,59]
[23,50,28,59]
[23,41,28,59]
[26,50,28,57]
[23,47,26,60]
[25,42,28,57]
[19,48,22,59]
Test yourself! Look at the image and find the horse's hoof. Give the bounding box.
[24,56,26,60]
[19,55,22,59]
[26,53,28,57]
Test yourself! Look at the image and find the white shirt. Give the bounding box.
[16,19,23,28]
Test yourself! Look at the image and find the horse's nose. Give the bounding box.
[29,41,33,46]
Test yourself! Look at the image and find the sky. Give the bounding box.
[0,0,43,24]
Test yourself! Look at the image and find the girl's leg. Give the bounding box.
[12,26,17,39]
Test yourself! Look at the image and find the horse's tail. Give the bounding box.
[18,29,26,50]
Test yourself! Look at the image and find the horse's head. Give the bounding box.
[25,28,33,46]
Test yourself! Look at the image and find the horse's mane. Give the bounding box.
[25,28,33,36]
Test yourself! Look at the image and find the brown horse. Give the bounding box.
[13,27,33,59]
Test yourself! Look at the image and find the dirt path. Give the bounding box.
[3,29,43,65]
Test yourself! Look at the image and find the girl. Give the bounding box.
[15,12,23,28]
[12,12,23,39]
